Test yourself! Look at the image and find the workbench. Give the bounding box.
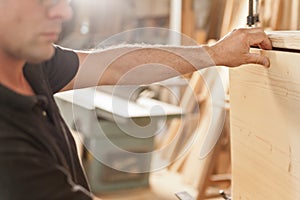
[55,87,182,193]
[229,31,300,199]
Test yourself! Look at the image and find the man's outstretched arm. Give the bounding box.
[61,28,272,91]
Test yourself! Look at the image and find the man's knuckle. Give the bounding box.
[236,29,248,39]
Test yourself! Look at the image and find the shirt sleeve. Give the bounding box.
[0,146,93,200]
[43,46,80,94]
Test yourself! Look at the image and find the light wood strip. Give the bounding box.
[267,31,300,50]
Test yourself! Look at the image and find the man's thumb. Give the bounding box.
[247,53,270,68]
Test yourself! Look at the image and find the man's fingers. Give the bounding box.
[255,37,273,50]
[247,28,273,50]
[247,53,270,68]
[211,28,272,67]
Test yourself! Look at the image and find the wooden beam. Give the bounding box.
[291,0,300,30]
[181,0,195,38]
[230,45,300,199]
[267,31,300,50]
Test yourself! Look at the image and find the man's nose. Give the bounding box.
[47,0,73,21]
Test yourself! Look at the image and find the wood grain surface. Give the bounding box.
[230,48,300,199]
[268,31,300,50]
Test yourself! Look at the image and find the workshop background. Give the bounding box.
[54,0,300,200]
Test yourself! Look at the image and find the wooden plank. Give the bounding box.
[181,0,195,38]
[164,71,207,169]
[167,69,216,172]
[220,0,234,37]
[159,70,205,162]
[229,48,300,199]
[220,0,248,37]
[268,31,300,50]
[159,118,183,160]
[298,0,300,30]
[291,0,300,30]
[270,0,283,29]
[281,0,292,30]
[180,67,230,189]
[205,0,226,39]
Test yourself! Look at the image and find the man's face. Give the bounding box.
[0,0,72,63]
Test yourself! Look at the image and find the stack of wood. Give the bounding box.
[218,0,300,34]
[260,0,300,30]
[182,0,300,45]
[181,0,227,43]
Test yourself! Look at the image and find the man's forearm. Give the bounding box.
[72,45,215,88]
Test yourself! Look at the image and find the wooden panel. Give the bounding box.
[291,0,300,30]
[181,0,195,38]
[220,0,247,37]
[267,31,300,50]
[230,49,300,199]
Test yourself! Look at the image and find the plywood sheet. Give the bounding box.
[268,31,300,50]
[230,49,300,200]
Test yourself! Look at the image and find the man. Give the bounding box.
[0,0,272,199]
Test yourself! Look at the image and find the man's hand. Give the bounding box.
[205,28,273,68]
